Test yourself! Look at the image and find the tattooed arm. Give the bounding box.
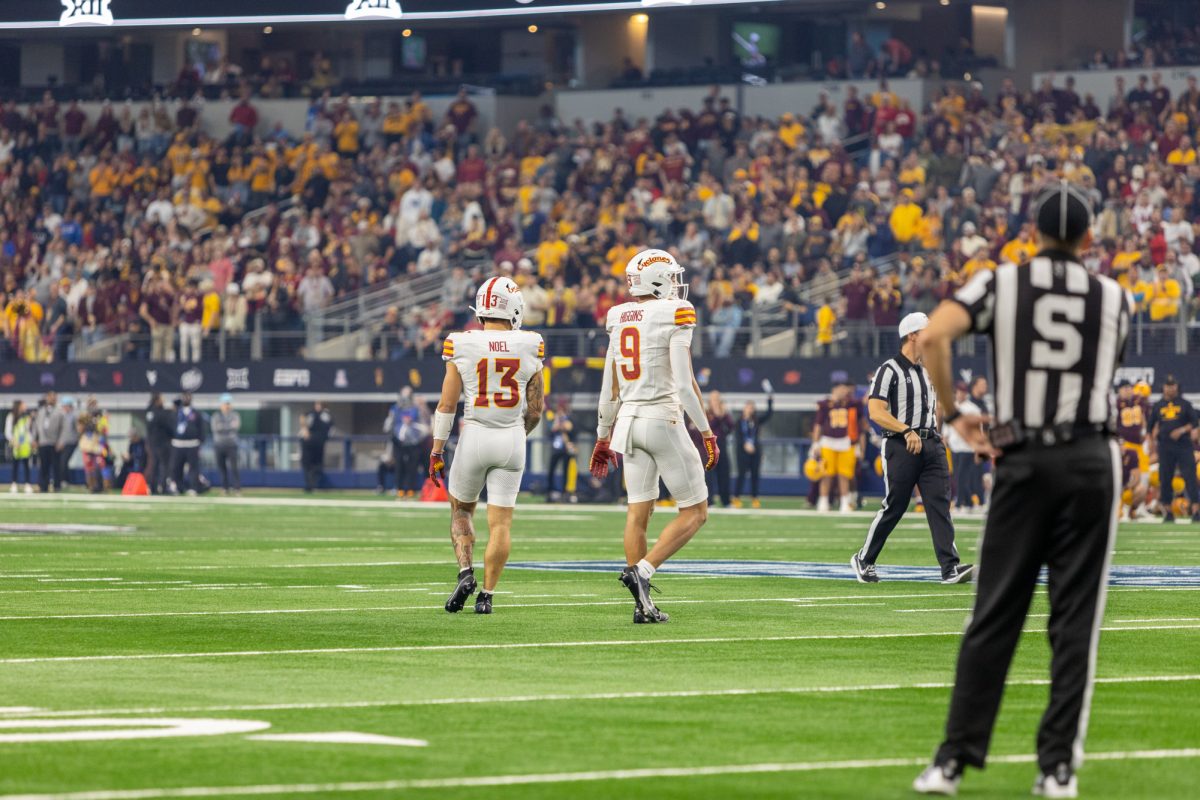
[524,371,545,435]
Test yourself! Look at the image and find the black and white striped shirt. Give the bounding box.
[870,352,938,431]
[952,253,1132,430]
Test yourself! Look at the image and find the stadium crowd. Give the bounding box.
[4,68,1200,364]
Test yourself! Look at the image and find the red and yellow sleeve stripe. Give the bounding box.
[441,338,455,359]
[674,307,697,327]
[537,340,545,359]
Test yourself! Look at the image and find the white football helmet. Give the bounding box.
[625,249,687,300]
[470,276,525,329]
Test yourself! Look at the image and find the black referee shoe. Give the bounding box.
[851,553,879,583]
[444,568,477,613]
[941,564,976,585]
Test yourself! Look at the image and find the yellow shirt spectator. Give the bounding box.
[779,118,805,149]
[519,155,545,183]
[536,238,569,278]
[816,303,836,346]
[889,198,922,244]
[168,140,191,176]
[201,291,221,331]
[89,164,118,197]
[1148,275,1182,321]
[1000,236,1038,265]
[917,211,943,251]
[249,152,277,193]
[382,110,408,137]
[607,244,639,277]
[1111,249,1142,271]
[898,164,926,187]
[335,119,360,154]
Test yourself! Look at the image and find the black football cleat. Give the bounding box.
[620,566,667,622]
[474,591,493,615]
[444,568,477,613]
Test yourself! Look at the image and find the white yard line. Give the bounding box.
[9,674,1200,719]
[3,624,1197,666]
[2,749,1199,800]
[0,597,885,622]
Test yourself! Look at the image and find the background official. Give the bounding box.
[1150,375,1199,523]
[852,312,974,585]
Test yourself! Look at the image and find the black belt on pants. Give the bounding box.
[886,427,940,440]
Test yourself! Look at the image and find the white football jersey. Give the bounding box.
[605,298,696,422]
[443,329,544,430]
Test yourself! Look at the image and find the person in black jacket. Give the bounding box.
[703,391,735,508]
[734,387,774,508]
[169,393,205,496]
[144,393,174,495]
[301,402,333,493]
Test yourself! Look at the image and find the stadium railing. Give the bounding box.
[50,316,1200,365]
[27,430,833,496]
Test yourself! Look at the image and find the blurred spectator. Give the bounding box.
[300,401,333,493]
[211,393,242,496]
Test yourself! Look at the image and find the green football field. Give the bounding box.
[1,494,1198,799]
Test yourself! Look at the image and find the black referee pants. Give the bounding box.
[859,436,958,573]
[1158,441,1199,509]
[935,437,1119,773]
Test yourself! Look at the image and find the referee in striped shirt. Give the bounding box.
[851,313,975,585]
[913,182,1132,798]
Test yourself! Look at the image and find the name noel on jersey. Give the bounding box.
[489,341,511,352]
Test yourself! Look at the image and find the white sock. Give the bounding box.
[636,559,655,580]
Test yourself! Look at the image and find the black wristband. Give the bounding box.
[901,427,914,436]
[943,409,962,425]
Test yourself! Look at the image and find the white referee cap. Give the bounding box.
[899,312,929,338]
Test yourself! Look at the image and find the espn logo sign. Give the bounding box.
[60,0,114,26]
[345,0,403,20]
[272,369,312,388]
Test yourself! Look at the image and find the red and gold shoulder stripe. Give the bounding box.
[442,339,455,358]
[674,308,697,326]
[537,340,545,359]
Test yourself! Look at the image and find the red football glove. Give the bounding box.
[590,440,619,479]
[701,434,720,471]
[429,451,446,487]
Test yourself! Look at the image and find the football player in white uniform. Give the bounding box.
[430,277,545,615]
[590,249,719,623]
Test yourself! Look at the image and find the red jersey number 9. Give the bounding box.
[474,358,522,408]
[619,328,641,381]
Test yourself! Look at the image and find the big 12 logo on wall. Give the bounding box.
[60,0,114,26]
[345,0,402,20]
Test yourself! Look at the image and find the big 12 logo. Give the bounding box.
[344,0,402,21]
[60,0,114,27]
